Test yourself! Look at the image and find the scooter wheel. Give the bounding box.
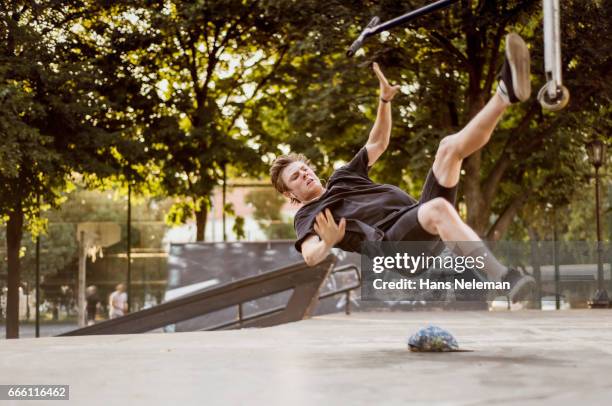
[538,84,570,111]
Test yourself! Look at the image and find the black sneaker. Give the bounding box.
[502,268,536,303]
[497,33,531,103]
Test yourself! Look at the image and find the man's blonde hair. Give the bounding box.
[269,153,311,204]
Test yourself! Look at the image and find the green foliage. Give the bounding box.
[165,201,196,226]
[223,202,236,217]
[223,202,245,240]
[251,0,611,240]
[89,0,301,239]
[245,189,286,222]
[232,216,246,241]
[1,0,610,251]
[264,222,296,240]
[0,1,142,225]
[245,189,295,240]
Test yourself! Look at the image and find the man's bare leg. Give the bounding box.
[417,91,520,281]
[432,93,509,188]
[417,198,507,282]
[411,33,534,299]
[432,33,531,188]
[417,197,536,301]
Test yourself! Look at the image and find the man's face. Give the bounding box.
[281,161,325,203]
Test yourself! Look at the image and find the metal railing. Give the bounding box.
[207,263,361,331]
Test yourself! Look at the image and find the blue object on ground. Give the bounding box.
[408,325,459,352]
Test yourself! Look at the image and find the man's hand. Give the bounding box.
[373,62,400,102]
[313,208,346,248]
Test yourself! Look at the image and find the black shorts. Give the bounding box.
[381,168,457,242]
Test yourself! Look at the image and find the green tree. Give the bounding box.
[0,1,128,338]
[99,0,297,241]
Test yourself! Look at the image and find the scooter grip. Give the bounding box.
[347,16,380,57]
[346,38,364,57]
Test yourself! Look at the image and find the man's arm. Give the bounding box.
[301,234,332,266]
[301,209,345,266]
[365,63,400,166]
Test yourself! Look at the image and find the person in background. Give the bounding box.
[108,283,128,319]
[85,285,100,325]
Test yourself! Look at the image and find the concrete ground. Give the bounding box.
[1,310,612,406]
[0,322,78,338]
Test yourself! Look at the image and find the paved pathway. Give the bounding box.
[1,310,612,405]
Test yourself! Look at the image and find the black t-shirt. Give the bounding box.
[294,146,418,253]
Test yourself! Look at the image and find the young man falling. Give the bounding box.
[270,33,535,300]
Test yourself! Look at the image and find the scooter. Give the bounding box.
[346,0,459,57]
[538,0,570,111]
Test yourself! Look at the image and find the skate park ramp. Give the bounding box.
[3,309,612,405]
[59,255,362,336]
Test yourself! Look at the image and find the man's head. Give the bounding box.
[116,283,126,293]
[270,153,325,204]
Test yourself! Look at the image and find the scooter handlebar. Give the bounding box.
[346,16,380,57]
[346,37,364,57]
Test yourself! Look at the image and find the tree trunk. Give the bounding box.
[487,192,530,241]
[463,88,489,236]
[5,205,24,339]
[461,13,491,237]
[195,206,208,242]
